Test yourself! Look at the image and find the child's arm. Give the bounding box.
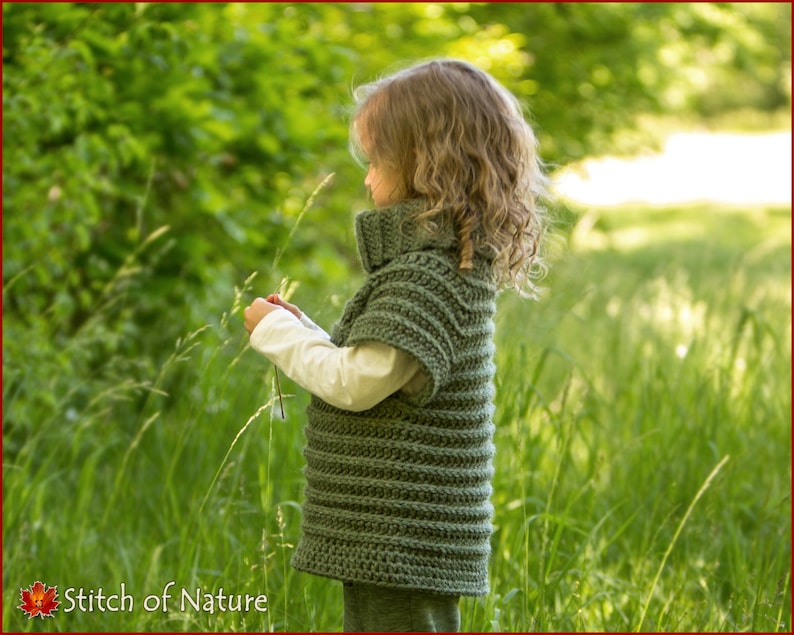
[246,303,425,412]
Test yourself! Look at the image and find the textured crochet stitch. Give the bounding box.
[291,199,498,596]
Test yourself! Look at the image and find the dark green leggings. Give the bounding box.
[343,582,461,632]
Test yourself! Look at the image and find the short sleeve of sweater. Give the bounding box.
[343,252,459,405]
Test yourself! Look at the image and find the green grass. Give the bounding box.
[3,202,790,632]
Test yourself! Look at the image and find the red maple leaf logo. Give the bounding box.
[18,581,60,618]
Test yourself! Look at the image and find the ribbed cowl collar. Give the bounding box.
[354,199,460,274]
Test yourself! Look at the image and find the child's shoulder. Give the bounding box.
[382,247,458,275]
[378,249,494,297]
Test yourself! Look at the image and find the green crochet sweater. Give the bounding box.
[291,199,497,596]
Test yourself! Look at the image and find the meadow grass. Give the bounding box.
[2,202,790,632]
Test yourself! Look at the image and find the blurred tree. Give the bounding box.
[463,2,791,161]
[3,3,356,335]
[3,3,362,432]
[670,3,792,116]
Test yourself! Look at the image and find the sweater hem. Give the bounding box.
[290,559,489,598]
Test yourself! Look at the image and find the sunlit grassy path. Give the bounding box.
[3,202,790,632]
[557,131,792,207]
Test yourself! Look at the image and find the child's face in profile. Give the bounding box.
[365,160,402,207]
[358,124,403,207]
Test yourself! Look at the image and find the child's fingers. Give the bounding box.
[265,294,301,319]
[266,293,293,310]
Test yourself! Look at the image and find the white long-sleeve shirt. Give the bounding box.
[249,308,427,412]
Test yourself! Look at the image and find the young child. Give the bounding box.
[244,59,546,632]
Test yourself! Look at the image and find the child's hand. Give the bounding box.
[244,298,279,335]
[243,294,303,335]
[264,294,302,321]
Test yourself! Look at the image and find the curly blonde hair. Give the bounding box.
[351,59,548,296]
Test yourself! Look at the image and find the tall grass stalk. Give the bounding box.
[271,172,335,272]
[636,454,731,632]
[198,397,277,516]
